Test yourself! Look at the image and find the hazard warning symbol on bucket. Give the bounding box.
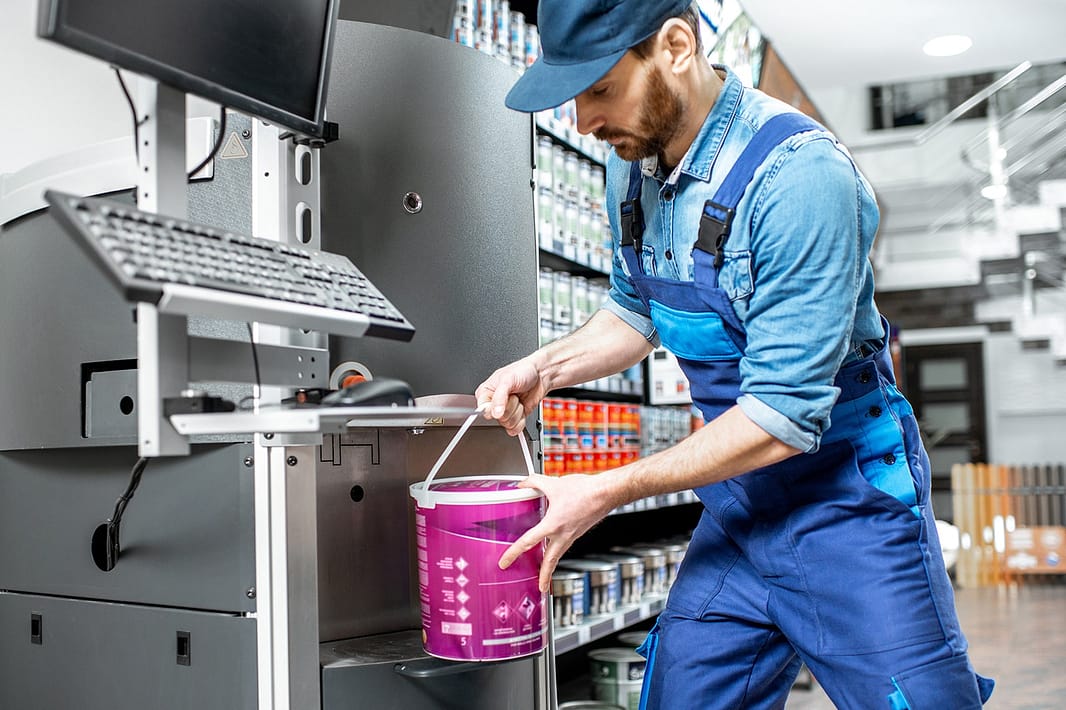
[519,596,537,619]
[493,601,511,623]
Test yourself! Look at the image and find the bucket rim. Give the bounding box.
[410,474,543,507]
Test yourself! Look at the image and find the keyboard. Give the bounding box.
[45,190,415,341]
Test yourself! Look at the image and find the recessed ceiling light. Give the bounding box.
[981,184,1007,200]
[923,34,973,57]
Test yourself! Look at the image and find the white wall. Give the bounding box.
[0,0,133,176]
[0,0,217,178]
[985,333,1066,464]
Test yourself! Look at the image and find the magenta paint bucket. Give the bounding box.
[410,412,546,661]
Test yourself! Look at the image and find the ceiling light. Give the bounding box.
[923,35,973,57]
[981,184,1007,200]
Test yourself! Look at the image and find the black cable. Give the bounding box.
[113,67,227,180]
[92,456,150,571]
[114,67,146,161]
[246,322,262,404]
[110,456,149,529]
[188,105,228,179]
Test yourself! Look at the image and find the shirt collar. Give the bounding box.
[640,65,744,185]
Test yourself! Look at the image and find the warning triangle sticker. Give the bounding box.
[220,132,248,159]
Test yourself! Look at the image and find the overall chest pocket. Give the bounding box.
[717,250,753,302]
[640,245,659,277]
[650,299,743,361]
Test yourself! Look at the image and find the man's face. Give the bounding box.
[576,54,685,162]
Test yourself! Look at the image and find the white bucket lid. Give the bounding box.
[410,474,543,507]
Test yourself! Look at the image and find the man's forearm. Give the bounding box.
[596,405,803,508]
[531,309,654,391]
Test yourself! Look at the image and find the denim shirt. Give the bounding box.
[601,67,884,453]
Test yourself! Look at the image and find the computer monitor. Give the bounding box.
[37,0,338,139]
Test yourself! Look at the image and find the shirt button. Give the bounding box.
[858,371,872,384]
[882,453,896,465]
[665,249,673,260]
[663,191,674,201]
[868,406,882,417]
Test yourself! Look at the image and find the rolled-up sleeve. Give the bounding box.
[737,135,873,451]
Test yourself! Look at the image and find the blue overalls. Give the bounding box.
[618,113,995,709]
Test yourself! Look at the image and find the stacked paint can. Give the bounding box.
[589,648,646,710]
[611,546,668,598]
[585,554,645,606]
[451,0,536,71]
[542,398,641,476]
[551,569,585,628]
[535,137,611,272]
[557,558,620,618]
[539,268,609,344]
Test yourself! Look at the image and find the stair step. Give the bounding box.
[1018,230,1063,253]
[1022,337,1052,350]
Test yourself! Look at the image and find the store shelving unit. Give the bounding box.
[553,594,667,655]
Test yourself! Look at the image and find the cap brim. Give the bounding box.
[505,48,628,113]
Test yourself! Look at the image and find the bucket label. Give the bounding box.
[413,485,547,661]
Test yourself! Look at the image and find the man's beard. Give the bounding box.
[595,65,685,162]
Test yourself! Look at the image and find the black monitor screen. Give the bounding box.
[38,0,336,138]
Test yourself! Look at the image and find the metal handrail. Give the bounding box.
[913,61,1032,145]
[962,105,1066,175]
[1007,127,1066,178]
[961,74,1066,166]
[850,61,1035,152]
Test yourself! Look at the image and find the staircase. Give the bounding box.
[868,61,1066,365]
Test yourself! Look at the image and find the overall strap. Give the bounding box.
[696,112,824,268]
[619,160,645,250]
[620,160,646,276]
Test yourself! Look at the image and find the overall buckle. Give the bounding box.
[620,198,644,251]
[697,200,735,269]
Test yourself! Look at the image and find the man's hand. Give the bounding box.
[475,357,547,436]
[498,473,618,593]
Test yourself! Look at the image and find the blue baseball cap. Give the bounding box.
[505,0,693,113]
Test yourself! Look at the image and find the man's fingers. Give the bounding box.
[538,540,563,593]
[498,525,547,571]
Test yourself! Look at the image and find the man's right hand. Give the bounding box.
[475,357,546,436]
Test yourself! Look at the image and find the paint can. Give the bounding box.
[409,411,546,661]
[551,569,585,628]
[556,558,619,616]
[588,647,646,710]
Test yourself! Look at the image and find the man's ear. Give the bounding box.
[658,18,698,75]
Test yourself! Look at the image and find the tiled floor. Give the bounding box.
[785,582,1066,709]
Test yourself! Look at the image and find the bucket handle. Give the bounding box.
[421,403,536,502]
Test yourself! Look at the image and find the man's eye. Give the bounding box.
[591,86,608,97]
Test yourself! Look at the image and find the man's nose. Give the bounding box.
[574,94,603,136]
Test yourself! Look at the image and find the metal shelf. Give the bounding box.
[609,490,701,516]
[169,405,479,437]
[552,595,667,655]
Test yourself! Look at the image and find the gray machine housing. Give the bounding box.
[0,20,540,710]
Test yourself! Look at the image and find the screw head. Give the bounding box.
[287,456,298,466]
[246,587,256,599]
[243,457,254,467]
